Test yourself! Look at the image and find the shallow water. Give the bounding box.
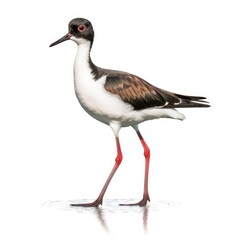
[43,199,181,238]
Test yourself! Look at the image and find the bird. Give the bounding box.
[49,18,210,207]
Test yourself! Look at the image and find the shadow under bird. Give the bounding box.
[50,18,210,207]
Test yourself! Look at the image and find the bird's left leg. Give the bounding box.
[120,125,150,207]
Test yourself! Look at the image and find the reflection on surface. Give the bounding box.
[44,199,180,235]
[95,207,108,232]
[143,206,149,233]
[91,202,149,233]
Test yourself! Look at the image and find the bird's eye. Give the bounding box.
[78,25,86,32]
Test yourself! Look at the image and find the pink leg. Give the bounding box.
[71,137,123,207]
[120,129,150,206]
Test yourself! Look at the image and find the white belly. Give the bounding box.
[74,74,133,125]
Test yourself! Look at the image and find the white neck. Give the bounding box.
[73,40,95,93]
[74,41,92,72]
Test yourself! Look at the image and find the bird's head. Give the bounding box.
[49,18,94,47]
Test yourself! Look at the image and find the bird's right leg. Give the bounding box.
[71,124,122,207]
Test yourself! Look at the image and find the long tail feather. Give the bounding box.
[173,94,210,108]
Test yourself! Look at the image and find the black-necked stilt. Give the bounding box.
[50,18,210,207]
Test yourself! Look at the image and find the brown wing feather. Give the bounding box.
[104,73,210,110]
[105,74,182,110]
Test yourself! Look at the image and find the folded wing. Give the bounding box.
[104,74,210,110]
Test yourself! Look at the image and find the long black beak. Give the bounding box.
[49,33,71,47]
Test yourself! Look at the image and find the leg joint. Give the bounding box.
[115,153,123,165]
[144,146,150,159]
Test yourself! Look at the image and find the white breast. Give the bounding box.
[73,42,133,125]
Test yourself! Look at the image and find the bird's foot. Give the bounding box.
[120,194,150,207]
[70,198,102,207]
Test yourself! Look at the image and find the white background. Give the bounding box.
[1,0,240,239]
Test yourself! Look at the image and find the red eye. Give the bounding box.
[78,25,86,32]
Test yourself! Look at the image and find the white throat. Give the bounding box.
[73,40,92,72]
[73,40,94,92]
